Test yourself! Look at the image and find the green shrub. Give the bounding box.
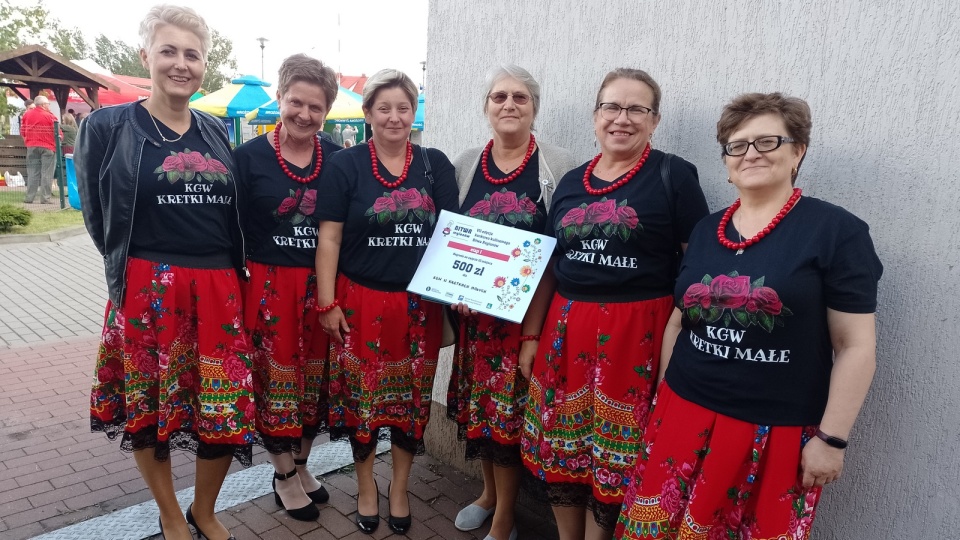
[0,204,31,232]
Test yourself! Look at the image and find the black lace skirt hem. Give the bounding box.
[92,419,253,467]
[464,438,522,468]
[254,422,328,455]
[520,470,619,531]
[329,426,425,463]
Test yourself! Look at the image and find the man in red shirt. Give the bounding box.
[21,95,60,204]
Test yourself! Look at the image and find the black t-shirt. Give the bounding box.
[550,149,709,301]
[130,104,234,266]
[314,143,459,291]
[235,134,341,267]
[460,148,548,232]
[665,197,883,426]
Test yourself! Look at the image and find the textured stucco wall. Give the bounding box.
[423,1,960,537]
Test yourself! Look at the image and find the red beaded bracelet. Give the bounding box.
[519,334,540,342]
[315,299,339,314]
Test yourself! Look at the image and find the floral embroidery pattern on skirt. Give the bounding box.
[615,382,821,540]
[521,292,673,530]
[90,258,256,465]
[447,313,529,467]
[327,274,442,461]
[243,262,330,454]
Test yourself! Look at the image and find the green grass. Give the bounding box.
[0,190,86,235]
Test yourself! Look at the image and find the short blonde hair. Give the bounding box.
[139,4,212,60]
[362,69,418,113]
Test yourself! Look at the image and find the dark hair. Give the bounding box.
[594,68,661,114]
[716,92,812,146]
[277,53,338,110]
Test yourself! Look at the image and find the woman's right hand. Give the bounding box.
[519,339,538,379]
[450,302,476,317]
[320,306,349,344]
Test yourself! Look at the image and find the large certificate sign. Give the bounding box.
[408,210,557,324]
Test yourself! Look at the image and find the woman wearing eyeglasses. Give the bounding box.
[447,64,576,540]
[614,92,882,539]
[519,68,709,540]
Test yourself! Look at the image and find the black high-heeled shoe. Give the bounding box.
[293,457,329,504]
[387,481,412,535]
[157,516,166,539]
[185,503,236,540]
[355,479,380,534]
[272,469,321,521]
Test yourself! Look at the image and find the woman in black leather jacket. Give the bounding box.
[76,5,250,540]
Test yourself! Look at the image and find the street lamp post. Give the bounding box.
[419,61,426,90]
[256,37,268,80]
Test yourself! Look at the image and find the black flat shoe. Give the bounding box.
[387,481,412,535]
[273,469,321,521]
[293,457,329,504]
[186,503,236,540]
[355,479,380,534]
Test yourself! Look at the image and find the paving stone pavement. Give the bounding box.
[0,233,560,539]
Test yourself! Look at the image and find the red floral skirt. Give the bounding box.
[243,261,330,454]
[327,274,442,461]
[615,382,821,540]
[521,292,673,530]
[90,258,256,465]
[447,313,528,466]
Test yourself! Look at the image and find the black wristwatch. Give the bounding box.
[815,429,848,449]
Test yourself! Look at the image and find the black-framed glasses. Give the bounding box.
[722,135,795,157]
[488,92,530,105]
[596,102,654,121]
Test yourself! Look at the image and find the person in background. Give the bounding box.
[61,112,78,154]
[314,68,458,536]
[235,53,341,522]
[342,123,358,146]
[615,92,882,540]
[448,64,576,540]
[21,95,59,204]
[76,5,251,540]
[519,68,709,540]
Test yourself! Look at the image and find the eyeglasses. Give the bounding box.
[596,102,654,121]
[722,135,795,157]
[488,92,530,105]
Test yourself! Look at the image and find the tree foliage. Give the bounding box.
[93,34,148,78]
[202,30,239,92]
[0,0,51,51]
[50,26,90,60]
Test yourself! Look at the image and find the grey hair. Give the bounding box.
[362,69,419,113]
[482,64,541,118]
[139,4,212,60]
[33,95,50,106]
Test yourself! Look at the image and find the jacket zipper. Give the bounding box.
[117,138,145,305]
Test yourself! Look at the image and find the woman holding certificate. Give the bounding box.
[447,65,576,540]
[314,68,458,535]
[518,68,710,540]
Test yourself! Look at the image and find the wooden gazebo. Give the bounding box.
[0,44,118,110]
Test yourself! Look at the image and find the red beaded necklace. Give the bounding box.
[481,134,536,185]
[717,187,802,253]
[273,122,322,184]
[582,144,651,196]
[368,139,413,189]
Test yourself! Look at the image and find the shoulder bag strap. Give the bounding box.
[420,146,434,185]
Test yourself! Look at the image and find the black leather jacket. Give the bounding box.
[75,101,246,306]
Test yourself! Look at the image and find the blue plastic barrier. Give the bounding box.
[65,154,81,210]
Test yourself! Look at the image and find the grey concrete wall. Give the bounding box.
[423,1,960,538]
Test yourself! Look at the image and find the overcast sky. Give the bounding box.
[15,0,429,89]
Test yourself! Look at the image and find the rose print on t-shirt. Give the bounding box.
[273,188,316,225]
[681,272,793,332]
[557,197,641,242]
[153,149,230,184]
[364,187,437,226]
[467,188,539,226]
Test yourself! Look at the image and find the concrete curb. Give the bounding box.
[0,225,87,245]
